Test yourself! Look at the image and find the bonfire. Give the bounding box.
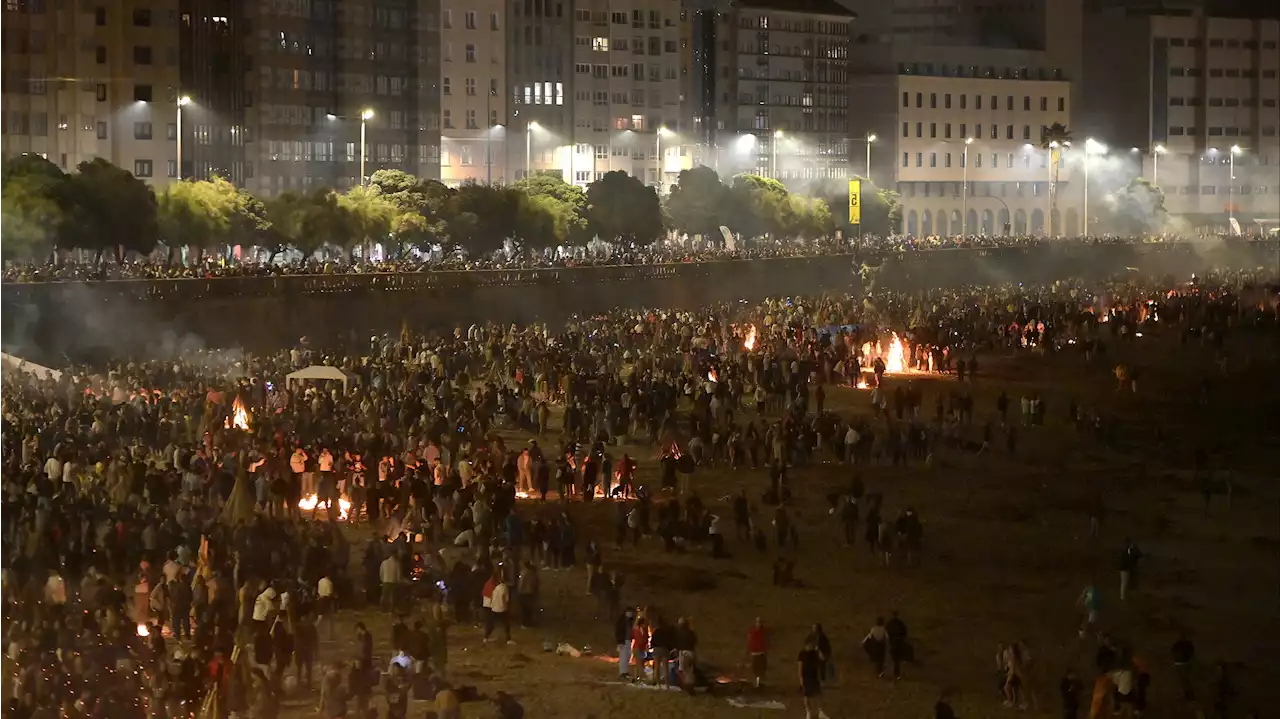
[742,325,758,351]
[298,494,352,520]
[224,397,251,430]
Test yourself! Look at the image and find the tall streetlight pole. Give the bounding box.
[1229,144,1241,231]
[1152,143,1166,186]
[175,95,191,181]
[359,108,374,187]
[772,129,783,180]
[864,133,876,182]
[1083,138,1106,236]
[525,121,539,179]
[486,89,495,184]
[962,137,973,237]
[656,126,666,192]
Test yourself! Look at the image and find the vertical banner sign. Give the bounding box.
[848,180,862,225]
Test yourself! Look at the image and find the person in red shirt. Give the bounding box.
[630,618,650,682]
[747,617,769,688]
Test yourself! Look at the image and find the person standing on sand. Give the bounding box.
[798,636,830,719]
[1060,668,1083,719]
[747,617,768,688]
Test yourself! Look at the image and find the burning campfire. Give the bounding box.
[224,397,251,430]
[860,331,910,374]
[298,494,352,520]
[136,623,150,637]
[742,325,758,351]
[706,369,719,383]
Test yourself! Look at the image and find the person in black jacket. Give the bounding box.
[650,617,676,689]
[614,608,636,679]
[885,611,909,679]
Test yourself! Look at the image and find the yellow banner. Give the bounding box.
[848,180,862,225]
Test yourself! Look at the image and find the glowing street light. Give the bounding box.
[656,126,672,192]
[1152,144,1167,186]
[359,109,375,186]
[175,95,191,181]
[864,133,877,183]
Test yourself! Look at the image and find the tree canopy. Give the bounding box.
[3,157,862,263]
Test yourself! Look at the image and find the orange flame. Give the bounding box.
[706,369,719,383]
[298,493,351,520]
[861,332,909,374]
[225,397,251,430]
[743,325,758,351]
[136,623,150,637]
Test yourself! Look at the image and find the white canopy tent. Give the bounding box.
[285,365,355,393]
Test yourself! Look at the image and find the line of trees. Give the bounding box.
[1,155,896,263]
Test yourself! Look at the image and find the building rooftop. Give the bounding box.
[734,0,857,19]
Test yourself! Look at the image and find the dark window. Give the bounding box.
[96,46,106,63]
[94,6,106,25]
[95,83,107,101]
[134,84,153,102]
[96,121,108,139]
[134,122,152,139]
[133,160,153,177]
[133,46,152,65]
[133,8,151,26]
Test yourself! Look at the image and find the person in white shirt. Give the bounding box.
[379,554,402,613]
[44,455,62,483]
[253,587,278,624]
[317,574,336,638]
[484,574,513,644]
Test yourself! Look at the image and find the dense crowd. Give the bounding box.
[3,271,1275,719]
[4,233,1259,284]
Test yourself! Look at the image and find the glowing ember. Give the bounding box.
[742,325,758,351]
[224,397,251,430]
[706,369,719,383]
[136,623,150,637]
[298,493,351,520]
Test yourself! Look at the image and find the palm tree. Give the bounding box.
[1040,123,1072,233]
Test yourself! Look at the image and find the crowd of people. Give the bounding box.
[4,232,1262,284]
[2,267,1275,719]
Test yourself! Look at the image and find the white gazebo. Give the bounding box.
[285,365,355,393]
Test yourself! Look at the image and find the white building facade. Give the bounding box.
[440,0,509,186]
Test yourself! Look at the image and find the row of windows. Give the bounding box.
[901,182,1048,199]
[1168,126,1278,137]
[741,90,848,109]
[571,8,673,30]
[257,104,439,132]
[1171,185,1277,195]
[510,81,566,107]
[902,151,1050,170]
[902,91,1066,113]
[256,69,415,98]
[898,63,1065,82]
[441,77,499,97]
[737,43,849,60]
[571,63,678,82]
[1169,67,1278,79]
[575,88,667,108]
[261,31,418,65]
[1170,96,1280,108]
[903,121,1038,142]
[441,10,499,31]
[1166,37,1279,50]
[263,140,406,164]
[573,36,677,55]
[737,15,849,36]
[441,108,501,129]
[441,43,483,63]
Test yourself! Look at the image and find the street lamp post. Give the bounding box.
[175,95,191,180]
[1083,138,1106,236]
[962,137,973,237]
[359,108,374,186]
[525,121,539,180]
[864,133,876,183]
[656,126,665,192]
[772,130,783,180]
[486,90,495,184]
[1229,144,1241,230]
[1153,143,1166,186]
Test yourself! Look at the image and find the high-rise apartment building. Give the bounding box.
[439,0,508,186]
[846,0,1084,235]
[506,0,573,182]
[2,0,183,187]
[680,0,854,183]
[565,0,686,188]
[243,0,442,196]
[1079,10,1280,225]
